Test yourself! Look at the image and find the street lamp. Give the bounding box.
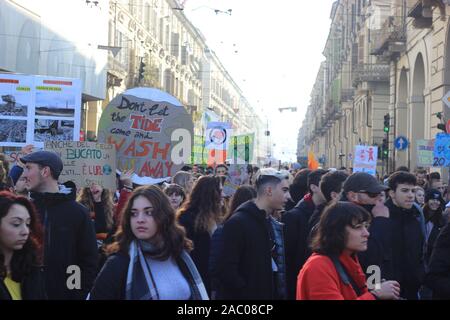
[338,152,345,168]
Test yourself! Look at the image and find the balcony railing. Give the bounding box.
[341,89,354,102]
[107,54,128,79]
[371,20,406,56]
[352,63,390,86]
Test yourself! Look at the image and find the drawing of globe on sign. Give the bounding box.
[97,88,194,179]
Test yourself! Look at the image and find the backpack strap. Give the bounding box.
[329,255,362,297]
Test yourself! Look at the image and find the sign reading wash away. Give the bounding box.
[97,88,194,178]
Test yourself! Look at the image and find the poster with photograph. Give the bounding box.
[33,76,81,148]
[34,119,74,142]
[0,119,27,143]
[0,74,81,147]
[35,91,76,117]
[0,74,33,147]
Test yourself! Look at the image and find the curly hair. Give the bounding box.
[107,186,192,260]
[77,186,114,230]
[177,175,222,233]
[0,191,43,282]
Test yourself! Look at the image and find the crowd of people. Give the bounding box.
[0,146,449,300]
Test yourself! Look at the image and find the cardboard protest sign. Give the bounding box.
[45,141,116,190]
[417,139,434,167]
[97,88,193,178]
[353,145,378,176]
[228,164,249,186]
[0,74,81,148]
[433,133,450,167]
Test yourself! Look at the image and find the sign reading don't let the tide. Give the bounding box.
[97,88,194,179]
[45,141,116,190]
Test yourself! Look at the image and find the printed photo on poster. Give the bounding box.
[0,93,28,116]
[0,119,27,143]
[34,119,74,142]
[35,92,75,117]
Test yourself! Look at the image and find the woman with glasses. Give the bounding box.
[88,186,208,300]
[297,202,400,300]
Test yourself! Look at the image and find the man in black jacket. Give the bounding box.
[386,172,424,300]
[425,223,450,299]
[21,151,98,300]
[218,168,290,299]
[282,169,327,299]
[308,170,349,235]
[341,172,391,280]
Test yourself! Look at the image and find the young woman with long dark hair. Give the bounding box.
[177,175,223,294]
[0,191,45,300]
[89,186,208,300]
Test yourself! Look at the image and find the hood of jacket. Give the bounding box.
[235,200,267,221]
[30,185,74,207]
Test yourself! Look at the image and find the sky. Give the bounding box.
[184,0,336,162]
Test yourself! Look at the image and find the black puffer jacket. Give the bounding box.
[425,223,450,299]
[281,196,315,300]
[217,201,287,300]
[0,266,47,300]
[30,187,98,300]
[385,199,425,300]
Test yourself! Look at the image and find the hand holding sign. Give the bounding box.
[21,144,35,156]
[120,169,134,188]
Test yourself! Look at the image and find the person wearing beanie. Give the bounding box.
[423,189,447,268]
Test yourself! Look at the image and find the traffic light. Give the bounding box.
[436,112,447,132]
[138,60,146,82]
[382,138,388,159]
[437,123,447,132]
[383,113,390,133]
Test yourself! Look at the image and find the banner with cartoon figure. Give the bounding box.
[205,122,231,151]
[353,145,378,176]
[97,88,194,179]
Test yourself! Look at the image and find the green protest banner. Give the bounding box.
[192,135,209,165]
[227,133,254,164]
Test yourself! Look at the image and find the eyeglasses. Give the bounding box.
[358,191,381,198]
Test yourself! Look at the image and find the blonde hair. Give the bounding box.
[172,171,193,193]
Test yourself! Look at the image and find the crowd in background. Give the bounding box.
[0,145,449,300]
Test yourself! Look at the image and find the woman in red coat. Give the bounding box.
[297,201,400,300]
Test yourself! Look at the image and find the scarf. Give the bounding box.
[338,253,368,294]
[125,240,209,300]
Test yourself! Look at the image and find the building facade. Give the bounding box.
[0,0,109,139]
[298,0,450,177]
